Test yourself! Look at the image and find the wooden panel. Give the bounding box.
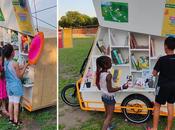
[63,28,73,48]
[32,38,57,109]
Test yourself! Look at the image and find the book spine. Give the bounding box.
[111,50,118,64]
[118,50,124,64]
[114,50,122,64]
[131,54,139,70]
[113,50,122,64]
[151,39,155,57]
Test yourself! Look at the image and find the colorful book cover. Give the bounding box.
[161,0,175,36]
[111,68,122,87]
[113,49,122,64]
[111,50,118,64]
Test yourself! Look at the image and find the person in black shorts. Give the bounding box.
[148,37,175,130]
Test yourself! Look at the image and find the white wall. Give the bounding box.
[93,0,165,36]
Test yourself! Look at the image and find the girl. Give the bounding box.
[96,56,128,130]
[3,44,28,126]
[0,47,9,116]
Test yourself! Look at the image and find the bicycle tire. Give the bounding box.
[121,94,153,123]
[61,83,79,107]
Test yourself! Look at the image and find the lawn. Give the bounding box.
[0,106,56,130]
[59,37,175,130]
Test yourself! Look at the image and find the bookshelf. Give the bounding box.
[82,26,167,91]
[1,27,56,111]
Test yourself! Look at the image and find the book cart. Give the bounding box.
[76,0,175,123]
[0,27,56,112]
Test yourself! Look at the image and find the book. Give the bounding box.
[118,50,124,64]
[130,33,138,49]
[113,49,122,64]
[150,38,155,57]
[111,68,122,87]
[111,50,118,64]
[131,53,139,70]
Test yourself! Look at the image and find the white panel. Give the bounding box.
[0,0,35,34]
[0,0,19,30]
[93,0,165,36]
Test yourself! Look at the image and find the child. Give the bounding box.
[3,44,28,126]
[147,37,175,130]
[0,47,9,116]
[96,56,128,130]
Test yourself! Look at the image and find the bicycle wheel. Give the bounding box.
[61,83,79,107]
[121,94,153,123]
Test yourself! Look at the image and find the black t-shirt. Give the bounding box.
[154,54,175,87]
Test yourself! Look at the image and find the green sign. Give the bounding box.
[0,8,5,21]
[101,2,128,23]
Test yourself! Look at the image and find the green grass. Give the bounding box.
[59,37,175,130]
[59,38,94,91]
[21,107,56,129]
[0,105,56,130]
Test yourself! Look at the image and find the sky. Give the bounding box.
[58,0,96,19]
[28,0,57,29]
[27,0,96,29]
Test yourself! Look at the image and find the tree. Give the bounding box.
[59,11,99,28]
[91,17,99,26]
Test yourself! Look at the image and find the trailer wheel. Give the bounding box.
[61,83,79,107]
[121,94,153,123]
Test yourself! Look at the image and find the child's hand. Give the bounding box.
[122,83,129,90]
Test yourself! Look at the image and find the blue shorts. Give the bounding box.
[101,94,116,105]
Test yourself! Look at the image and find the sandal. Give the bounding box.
[13,120,23,126]
[8,119,13,124]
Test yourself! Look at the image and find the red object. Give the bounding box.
[59,30,63,48]
[28,32,44,65]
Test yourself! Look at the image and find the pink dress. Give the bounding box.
[0,65,7,99]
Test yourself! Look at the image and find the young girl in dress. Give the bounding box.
[96,56,128,130]
[0,47,9,116]
[3,44,28,126]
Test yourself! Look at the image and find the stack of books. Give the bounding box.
[130,33,148,49]
[111,49,124,65]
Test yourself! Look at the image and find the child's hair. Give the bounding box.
[0,47,5,79]
[96,56,111,88]
[164,36,175,50]
[3,44,14,59]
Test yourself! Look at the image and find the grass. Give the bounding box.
[59,38,94,106]
[0,106,56,130]
[59,37,175,130]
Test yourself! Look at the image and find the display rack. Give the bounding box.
[0,27,56,111]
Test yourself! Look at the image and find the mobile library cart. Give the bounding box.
[0,0,56,111]
[71,0,175,123]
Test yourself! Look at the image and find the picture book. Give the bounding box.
[111,68,122,87]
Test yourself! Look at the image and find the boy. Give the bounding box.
[148,37,175,130]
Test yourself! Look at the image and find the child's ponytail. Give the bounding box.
[96,58,101,90]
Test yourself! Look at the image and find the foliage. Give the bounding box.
[59,11,99,28]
